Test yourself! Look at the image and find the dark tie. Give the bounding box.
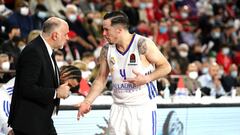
[51,51,60,114]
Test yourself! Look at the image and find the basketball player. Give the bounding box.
[77,11,171,135]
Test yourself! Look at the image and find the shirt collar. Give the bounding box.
[40,34,53,56]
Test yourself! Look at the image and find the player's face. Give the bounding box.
[102,19,118,44]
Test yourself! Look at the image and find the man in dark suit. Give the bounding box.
[8,17,71,135]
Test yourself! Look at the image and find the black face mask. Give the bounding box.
[12,35,21,43]
[87,18,93,24]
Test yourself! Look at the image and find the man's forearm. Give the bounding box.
[84,79,107,104]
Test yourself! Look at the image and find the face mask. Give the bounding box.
[181,12,188,19]
[12,35,21,43]
[231,71,238,78]
[222,48,230,55]
[0,4,6,12]
[188,71,198,79]
[37,11,48,19]
[159,26,167,33]
[139,3,147,9]
[68,14,77,22]
[94,18,102,25]
[87,61,96,70]
[20,7,29,16]
[212,32,220,38]
[179,51,188,57]
[1,61,10,71]
[201,67,208,74]
[172,26,179,33]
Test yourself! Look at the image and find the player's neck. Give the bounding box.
[116,33,134,52]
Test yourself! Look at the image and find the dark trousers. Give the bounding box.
[13,124,57,135]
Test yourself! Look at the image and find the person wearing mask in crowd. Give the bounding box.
[65,4,98,59]
[176,43,190,74]
[221,63,240,93]
[198,62,226,97]
[7,0,33,39]
[216,44,233,74]
[32,4,49,30]
[77,11,171,135]
[184,62,201,95]
[8,17,71,135]
[0,26,21,67]
[0,53,13,83]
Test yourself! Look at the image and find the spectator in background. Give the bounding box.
[198,62,226,97]
[32,4,49,30]
[184,62,201,95]
[0,53,13,83]
[44,0,66,19]
[216,44,233,74]
[221,63,240,93]
[7,0,33,39]
[0,0,12,19]
[176,43,190,74]
[0,26,21,68]
[27,29,41,43]
[65,4,97,59]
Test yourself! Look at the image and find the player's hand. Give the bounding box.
[75,101,91,120]
[124,70,148,86]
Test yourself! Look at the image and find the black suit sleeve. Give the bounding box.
[17,48,55,105]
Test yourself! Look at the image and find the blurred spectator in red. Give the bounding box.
[216,44,233,74]
[154,19,170,47]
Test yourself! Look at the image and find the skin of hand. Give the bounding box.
[75,101,92,120]
[124,69,149,86]
[56,82,70,99]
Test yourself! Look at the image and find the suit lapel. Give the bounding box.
[36,36,59,87]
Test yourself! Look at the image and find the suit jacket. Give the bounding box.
[8,36,59,135]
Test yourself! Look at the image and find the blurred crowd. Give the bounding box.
[0,0,240,97]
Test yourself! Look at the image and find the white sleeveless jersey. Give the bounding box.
[107,34,157,105]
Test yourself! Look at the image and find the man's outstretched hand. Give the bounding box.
[75,101,91,120]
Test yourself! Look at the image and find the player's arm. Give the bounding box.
[143,38,171,82]
[126,38,171,86]
[77,45,110,119]
[83,45,110,104]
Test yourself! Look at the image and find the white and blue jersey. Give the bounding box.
[107,34,157,105]
[0,78,14,134]
[107,34,157,135]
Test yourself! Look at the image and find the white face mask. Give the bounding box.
[231,71,238,78]
[181,12,188,19]
[188,71,198,79]
[87,61,96,70]
[222,48,230,55]
[68,14,77,22]
[20,7,29,16]
[0,4,6,12]
[94,18,102,25]
[172,26,179,33]
[1,61,10,71]
[201,67,208,74]
[179,51,188,57]
[37,11,48,19]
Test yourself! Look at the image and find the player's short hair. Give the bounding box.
[60,65,82,82]
[103,10,129,29]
